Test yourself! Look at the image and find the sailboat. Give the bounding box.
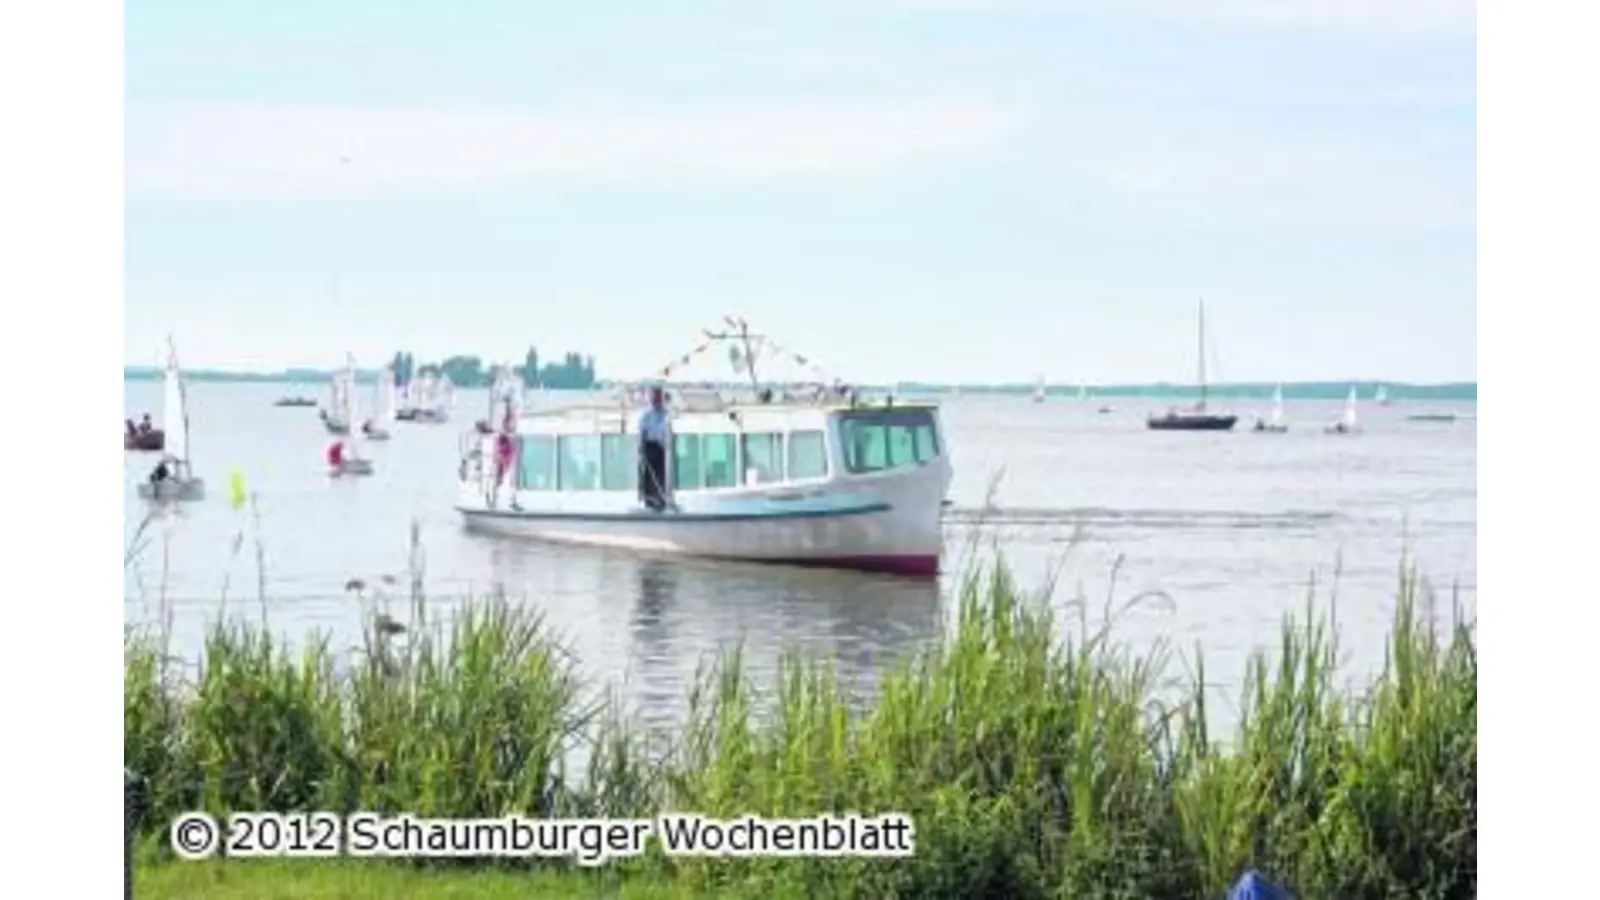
[331,355,375,476]
[137,338,206,502]
[411,371,451,423]
[1326,386,1361,435]
[363,364,397,441]
[1033,376,1046,403]
[1147,298,1238,431]
[320,359,354,435]
[477,365,521,434]
[1375,384,1391,406]
[1253,384,1289,433]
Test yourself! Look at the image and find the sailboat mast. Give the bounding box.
[169,335,189,468]
[1197,298,1208,410]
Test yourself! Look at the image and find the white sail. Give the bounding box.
[1033,376,1045,402]
[344,355,367,458]
[1271,384,1284,424]
[1375,385,1389,404]
[376,365,397,424]
[1078,383,1088,401]
[1343,386,1359,427]
[161,338,189,464]
[328,370,343,419]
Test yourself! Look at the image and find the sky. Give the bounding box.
[124,0,1476,385]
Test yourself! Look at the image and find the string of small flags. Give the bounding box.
[650,315,839,387]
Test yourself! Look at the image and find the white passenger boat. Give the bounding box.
[454,320,953,576]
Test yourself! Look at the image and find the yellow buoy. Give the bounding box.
[229,470,247,509]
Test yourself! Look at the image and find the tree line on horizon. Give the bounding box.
[388,346,598,390]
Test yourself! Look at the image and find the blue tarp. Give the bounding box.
[1228,870,1292,900]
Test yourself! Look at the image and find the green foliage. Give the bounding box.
[125,557,1475,899]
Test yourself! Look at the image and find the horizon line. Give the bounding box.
[122,365,1477,390]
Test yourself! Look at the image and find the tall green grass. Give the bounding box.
[125,554,1475,899]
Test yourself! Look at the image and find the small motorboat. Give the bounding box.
[124,428,164,451]
[274,396,317,408]
[1407,411,1458,423]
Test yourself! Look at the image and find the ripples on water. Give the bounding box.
[124,383,1475,732]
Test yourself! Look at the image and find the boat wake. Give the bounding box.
[941,506,1339,530]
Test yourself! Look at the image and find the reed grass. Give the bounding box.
[125,551,1475,899]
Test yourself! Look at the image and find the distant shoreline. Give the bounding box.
[122,367,1476,400]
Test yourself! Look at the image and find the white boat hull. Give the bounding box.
[456,466,946,576]
[138,477,206,503]
[331,459,374,477]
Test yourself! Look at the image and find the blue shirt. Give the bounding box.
[637,407,670,443]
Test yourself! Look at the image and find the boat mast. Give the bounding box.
[1196,298,1208,411]
[167,334,190,472]
[701,316,764,394]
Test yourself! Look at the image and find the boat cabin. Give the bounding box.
[499,399,945,497]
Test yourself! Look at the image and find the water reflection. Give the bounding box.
[471,534,944,731]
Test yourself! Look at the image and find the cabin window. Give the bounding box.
[913,421,940,462]
[557,435,602,491]
[600,434,636,491]
[741,432,785,484]
[841,418,889,472]
[787,430,828,480]
[837,409,941,474]
[517,435,556,490]
[673,434,703,490]
[702,434,738,489]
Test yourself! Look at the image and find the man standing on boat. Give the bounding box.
[637,386,671,511]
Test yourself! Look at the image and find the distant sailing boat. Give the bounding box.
[320,359,353,435]
[1326,386,1361,435]
[1033,376,1046,403]
[1147,298,1238,431]
[1253,384,1289,433]
[137,337,206,502]
[478,364,521,433]
[1375,384,1391,406]
[332,354,375,476]
[364,364,397,440]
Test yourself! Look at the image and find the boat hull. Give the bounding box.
[330,459,374,476]
[459,502,939,575]
[456,459,947,576]
[125,431,165,451]
[137,477,205,502]
[1147,413,1238,431]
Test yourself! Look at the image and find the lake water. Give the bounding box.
[122,382,1476,730]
